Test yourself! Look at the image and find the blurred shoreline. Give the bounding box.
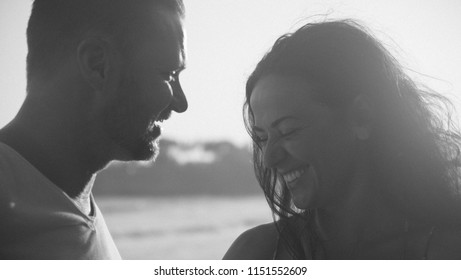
[98,195,272,259]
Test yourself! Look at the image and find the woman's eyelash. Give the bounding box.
[253,135,268,144]
[280,129,299,137]
[252,127,301,147]
[253,129,299,144]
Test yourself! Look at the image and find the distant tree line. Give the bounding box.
[93,139,262,196]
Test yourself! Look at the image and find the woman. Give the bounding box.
[224,20,461,259]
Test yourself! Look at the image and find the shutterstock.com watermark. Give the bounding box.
[154,265,308,278]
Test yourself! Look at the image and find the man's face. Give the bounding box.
[103,11,187,162]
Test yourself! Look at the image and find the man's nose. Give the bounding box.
[263,140,286,169]
[170,80,188,113]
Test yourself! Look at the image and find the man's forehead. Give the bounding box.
[154,9,184,40]
[145,11,185,70]
[155,12,185,46]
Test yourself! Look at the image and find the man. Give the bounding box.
[0,0,187,259]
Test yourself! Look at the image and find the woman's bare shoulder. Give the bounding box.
[223,222,279,260]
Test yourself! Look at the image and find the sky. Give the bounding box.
[1,0,461,146]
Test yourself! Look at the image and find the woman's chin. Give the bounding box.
[291,191,312,210]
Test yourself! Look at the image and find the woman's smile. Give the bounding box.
[282,165,309,186]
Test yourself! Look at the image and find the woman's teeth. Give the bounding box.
[283,167,308,183]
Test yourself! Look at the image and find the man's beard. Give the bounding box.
[131,127,161,162]
[102,107,162,162]
[109,125,161,162]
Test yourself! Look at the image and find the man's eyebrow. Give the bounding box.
[253,116,299,132]
[175,64,186,73]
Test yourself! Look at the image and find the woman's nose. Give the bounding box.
[263,140,286,169]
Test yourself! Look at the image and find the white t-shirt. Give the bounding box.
[0,142,121,259]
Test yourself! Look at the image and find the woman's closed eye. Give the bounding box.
[253,128,300,146]
[253,134,268,146]
[280,128,301,139]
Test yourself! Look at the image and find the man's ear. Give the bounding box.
[348,94,374,141]
[77,38,111,92]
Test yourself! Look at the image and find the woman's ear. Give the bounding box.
[77,37,112,92]
[348,94,374,141]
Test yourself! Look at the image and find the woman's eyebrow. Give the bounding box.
[253,116,299,132]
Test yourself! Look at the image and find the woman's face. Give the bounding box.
[250,74,358,209]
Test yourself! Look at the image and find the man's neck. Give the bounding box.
[0,106,104,200]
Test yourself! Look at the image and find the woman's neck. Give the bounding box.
[312,168,406,258]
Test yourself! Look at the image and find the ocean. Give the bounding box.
[97,196,272,259]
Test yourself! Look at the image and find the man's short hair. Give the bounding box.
[26,0,184,84]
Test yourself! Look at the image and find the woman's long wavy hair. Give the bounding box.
[244,19,461,258]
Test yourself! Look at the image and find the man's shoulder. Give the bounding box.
[0,141,48,187]
[0,142,24,175]
[0,142,49,211]
[0,143,16,202]
[223,222,279,260]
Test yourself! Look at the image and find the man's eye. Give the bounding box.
[162,72,177,83]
